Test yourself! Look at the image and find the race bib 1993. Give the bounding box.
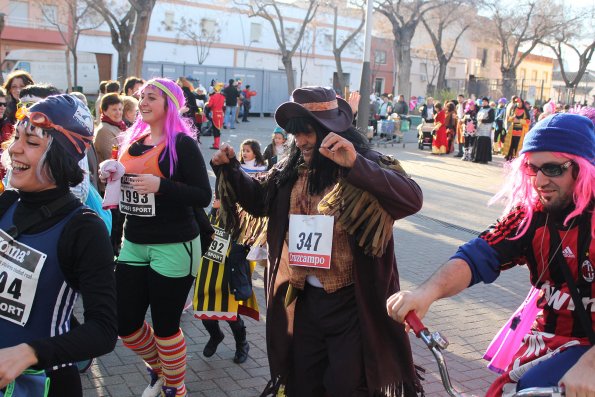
[119,173,156,217]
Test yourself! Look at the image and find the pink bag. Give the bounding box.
[483,286,541,374]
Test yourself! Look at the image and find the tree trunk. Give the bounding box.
[501,68,517,99]
[282,55,295,96]
[129,9,152,77]
[394,26,415,100]
[65,50,73,93]
[117,46,130,84]
[436,58,447,92]
[396,45,412,100]
[333,50,346,96]
[73,52,79,88]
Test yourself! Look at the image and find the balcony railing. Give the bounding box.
[5,15,66,31]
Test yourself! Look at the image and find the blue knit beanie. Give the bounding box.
[273,126,287,139]
[520,113,595,164]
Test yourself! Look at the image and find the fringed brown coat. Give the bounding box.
[213,149,424,396]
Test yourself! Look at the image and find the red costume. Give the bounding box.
[207,92,225,130]
[432,109,448,154]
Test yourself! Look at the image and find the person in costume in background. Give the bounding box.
[472,97,494,164]
[462,99,478,161]
[197,139,266,364]
[0,94,116,397]
[212,86,423,397]
[503,97,530,161]
[206,82,225,150]
[176,77,200,133]
[454,94,467,158]
[493,98,507,154]
[263,126,290,169]
[431,102,448,155]
[110,78,211,397]
[194,188,259,365]
[388,113,595,396]
[241,84,257,122]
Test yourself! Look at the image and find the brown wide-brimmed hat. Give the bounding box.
[275,86,353,132]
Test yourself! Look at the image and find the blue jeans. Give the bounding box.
[516,345,590,391]
[225,106,237,129]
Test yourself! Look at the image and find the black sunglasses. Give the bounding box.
[0,102,7,107]
[523,161,573,177]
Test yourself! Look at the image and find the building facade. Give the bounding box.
[1,0,67,74]
[517,53,554,104]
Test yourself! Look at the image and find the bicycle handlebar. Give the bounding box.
[404,311,427,337]
[404,311,565,397]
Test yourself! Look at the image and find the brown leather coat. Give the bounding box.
[214,149,423,396]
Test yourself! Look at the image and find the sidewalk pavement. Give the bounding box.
[82,117,528,396]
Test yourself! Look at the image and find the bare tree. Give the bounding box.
[420,0,472,92]
[85,0,136,83]
[39,0,102,91]
[539,6,595,104]
[418,49,439,93]
[487,0,565,98]
[236,0,318,95]
[327,0,365,95]
[128,0,157,77]
[375,0,442,99]
[298,28,314,87]
[170,16,221,65]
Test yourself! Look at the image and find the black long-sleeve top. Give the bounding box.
[124,134,212,244]
[479,106,495,124]
[0,187,117,369]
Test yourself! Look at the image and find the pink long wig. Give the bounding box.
[464,99,476,113]
[121,78,196,176]
[490,152,595,238]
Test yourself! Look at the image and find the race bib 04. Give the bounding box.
[119,173,156,217]
[0,229,47,326]
[288,214,333,269]
[203,226,231,264]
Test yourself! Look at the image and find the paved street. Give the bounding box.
[82,116,529,396]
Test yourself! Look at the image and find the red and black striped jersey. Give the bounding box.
[479,208,594,340]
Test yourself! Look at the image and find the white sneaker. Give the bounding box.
[141,373,164,397]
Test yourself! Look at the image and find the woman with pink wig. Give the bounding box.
[115,78,212,397]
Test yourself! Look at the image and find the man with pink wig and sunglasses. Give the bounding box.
[388,111,595,396]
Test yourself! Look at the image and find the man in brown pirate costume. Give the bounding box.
[211,87,424,397]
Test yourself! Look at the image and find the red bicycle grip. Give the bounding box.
[405,311,427,337]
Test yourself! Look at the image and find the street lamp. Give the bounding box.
[243,39,258,68]
[356,0,374,132]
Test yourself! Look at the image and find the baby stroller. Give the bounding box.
[417,120,434,150]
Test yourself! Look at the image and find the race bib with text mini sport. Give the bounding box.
[203,226,232,264]
[0,229,47,326]
[119,173,156,217]
[288,215,334,269]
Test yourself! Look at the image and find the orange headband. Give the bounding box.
[300,99,338,112]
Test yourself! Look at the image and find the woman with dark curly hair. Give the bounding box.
[2,70,34,124]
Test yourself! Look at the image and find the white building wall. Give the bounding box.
[78,0,364,89]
